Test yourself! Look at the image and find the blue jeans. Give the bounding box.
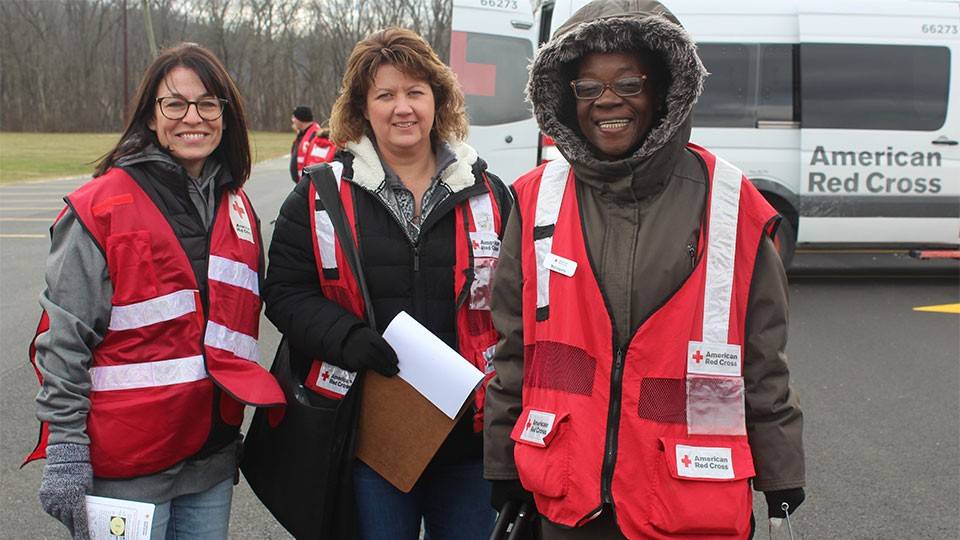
[353,459,495,540]
[150,478,233,539]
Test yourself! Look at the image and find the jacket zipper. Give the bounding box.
[601,345,626,505]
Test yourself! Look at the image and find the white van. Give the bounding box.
[450,0,960,266]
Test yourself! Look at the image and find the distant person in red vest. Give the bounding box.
[290,105,336,183]
[28,42,284,540]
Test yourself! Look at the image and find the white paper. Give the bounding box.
[86,495,155,539]
[382,311,484,418]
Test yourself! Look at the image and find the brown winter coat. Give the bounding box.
[483,0,805,535]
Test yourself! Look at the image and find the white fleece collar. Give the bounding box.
[344,136,480,194]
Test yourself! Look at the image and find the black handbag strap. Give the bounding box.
[307,165,378,331]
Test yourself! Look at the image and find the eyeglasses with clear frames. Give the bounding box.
[156,96,228,121]
[569,75,648,100]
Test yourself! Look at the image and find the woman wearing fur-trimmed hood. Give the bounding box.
[483,1,806,538]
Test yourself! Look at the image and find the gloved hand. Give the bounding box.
[38,443,92,540]
[341,326,399,376]
[491,478,535,512]
[764,487,805,518]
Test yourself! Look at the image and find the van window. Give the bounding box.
[450,31,533,126]
[800,44,949,131]
[692,43,794,128]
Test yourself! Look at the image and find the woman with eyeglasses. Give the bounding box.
[28,42,284,539]
[483,1,805,538]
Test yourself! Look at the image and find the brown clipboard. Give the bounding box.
[355,371,471,492]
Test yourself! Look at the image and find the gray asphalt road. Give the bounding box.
[1,158,958,538]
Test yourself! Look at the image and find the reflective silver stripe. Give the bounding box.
[701,155,743,345]
[314,162,345,270]
[90,355,206,391]
[108,290,197,331]
[534,158,570,310]
[468,192,495,234]
[204,321,259,362]
[208,255,259,296]
[315,210,337,269]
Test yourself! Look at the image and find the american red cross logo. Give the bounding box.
[321,370,330,381]
[472,239,480,250]
[526,419,532,430]
[692,350,703,364]
[681,454,692,468]
[232,199,246,219]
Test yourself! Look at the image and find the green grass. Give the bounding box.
[0,131,292,184]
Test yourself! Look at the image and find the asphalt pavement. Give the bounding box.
[1,157,957,538]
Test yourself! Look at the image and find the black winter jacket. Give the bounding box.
[264,137,512,463]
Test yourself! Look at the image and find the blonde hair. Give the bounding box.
[330,27,468,146]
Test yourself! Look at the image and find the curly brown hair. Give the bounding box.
[330,27,468,147]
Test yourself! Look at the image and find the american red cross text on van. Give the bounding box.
[808,145,944,195]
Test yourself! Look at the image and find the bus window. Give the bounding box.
[693,43,795,128]
[800,44,950,131]
[450,31,533,126]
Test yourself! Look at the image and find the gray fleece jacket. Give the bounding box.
[483,0,804,507]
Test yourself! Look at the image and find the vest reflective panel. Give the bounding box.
[24,169,283,478]
[512,146,776,538]
[305,162,502,431]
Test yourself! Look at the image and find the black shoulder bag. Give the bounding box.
[241,164,374,539]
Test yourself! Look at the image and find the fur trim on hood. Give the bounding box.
[344,135,480,193]
[528,0,706,166]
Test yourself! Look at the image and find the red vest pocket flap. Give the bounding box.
[511,408,569,448]
[660,437,755,482]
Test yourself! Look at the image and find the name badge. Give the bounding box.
[470,232,501,258]
[228,193,255,244]
[676,444,735,479]
[544,253,577,277]
[687,341,741,376]
[313,362,356,399]
[519,410,557,447]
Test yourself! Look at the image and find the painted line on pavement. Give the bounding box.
[0,234,46,239]
[912,303,960,314]
[0,207,63,211]
[0,217,55,221]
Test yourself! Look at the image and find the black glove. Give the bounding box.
[491,479,535,512]
[341,325,399,376]
[764,487,805,518]
[38,443,92,540]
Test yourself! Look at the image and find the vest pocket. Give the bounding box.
[106,231,159,304]
[648,437,755,535]
[510,408,570,498]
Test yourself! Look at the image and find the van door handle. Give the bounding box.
[932,136,957,146]
[505,135,513,143]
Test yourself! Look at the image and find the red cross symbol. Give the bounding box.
[692,350,703,364]
[526,419,533,430]
[321,370,331,381]
[472,239,480,250]
[232,199,246,219]
[681,455,692,468]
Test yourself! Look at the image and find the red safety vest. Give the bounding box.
[303,161,503,432]
[25,168,285,478]
[297,123,336,175]
[511,145,777,538]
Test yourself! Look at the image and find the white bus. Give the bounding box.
[450,0,960,266]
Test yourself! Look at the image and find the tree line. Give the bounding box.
[0,0,452,132]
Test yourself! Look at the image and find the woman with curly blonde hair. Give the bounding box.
[263,27,512,539]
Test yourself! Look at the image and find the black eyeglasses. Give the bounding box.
[569,75,648,100]
[156,96,228,120]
